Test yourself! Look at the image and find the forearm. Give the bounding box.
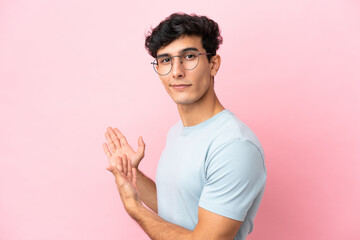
[129,201,193,240]
[136,169,158,213]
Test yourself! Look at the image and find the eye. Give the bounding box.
[181,52,197,61]
[159,57,171,64]
[184,53,196,60]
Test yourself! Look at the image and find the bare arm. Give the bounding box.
[129,203,242,240]
[103,127,157,212]
[107,154,242,240]
[136,169,157,213]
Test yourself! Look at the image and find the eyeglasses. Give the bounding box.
[151,51,211,76]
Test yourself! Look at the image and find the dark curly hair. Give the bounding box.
[145,13,223,62]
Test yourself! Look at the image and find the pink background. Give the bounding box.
[1,0,359,239]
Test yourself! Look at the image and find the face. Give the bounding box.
[156,35,220,106]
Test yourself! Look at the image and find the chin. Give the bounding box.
[172,96,200,105]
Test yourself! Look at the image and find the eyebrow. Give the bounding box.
[157,47,199,59]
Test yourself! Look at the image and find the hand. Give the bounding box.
[103,127,145,169]
[107,154,141,212]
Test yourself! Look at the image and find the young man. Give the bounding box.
[103,13,267,240]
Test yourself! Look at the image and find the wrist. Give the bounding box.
[135,168,143,177]
[124,197,144,218]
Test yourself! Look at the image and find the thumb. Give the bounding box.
[107,165,114,172]
[136,136,145,156]
[107,165,121,178]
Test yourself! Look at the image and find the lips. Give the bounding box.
[171,84,192,90]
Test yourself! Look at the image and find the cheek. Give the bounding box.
[196,69,211,87]
[197,63,211,80]
[160,77,166,86]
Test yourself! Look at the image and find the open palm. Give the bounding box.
[103,127,145,168]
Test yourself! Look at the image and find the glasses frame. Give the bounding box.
[151,52,211,76]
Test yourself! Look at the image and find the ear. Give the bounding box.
[210,55,221,77]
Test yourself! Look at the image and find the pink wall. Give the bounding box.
[1,0,359,239]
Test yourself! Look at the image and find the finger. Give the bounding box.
[107,156,118,172]
[109,155,117,168]
[116,156,122,172]
[132,167,138,187]
[108,163,125,185]
[107,165,120,178]
[108,127,121,149]
[114,128,129,147]
[103,143,112,159]
[136,136,145,157]
[106,165,114,172]
[105,131,116,152]
[104,143,116,167]
[122,155,127,175]
[127,156,132,179]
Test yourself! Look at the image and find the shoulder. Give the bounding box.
[208,110,265,162]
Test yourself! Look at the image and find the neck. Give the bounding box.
[177,85,225,127]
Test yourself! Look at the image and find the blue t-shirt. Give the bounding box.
[156,110,267,240]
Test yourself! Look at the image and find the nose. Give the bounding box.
[171,57,185,79]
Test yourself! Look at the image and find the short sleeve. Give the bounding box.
[199,138,266,221]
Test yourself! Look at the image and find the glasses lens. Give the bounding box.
[154,57,172,75]
[180,51,199,70]
[152,51,202,75]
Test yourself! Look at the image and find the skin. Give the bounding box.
[157,35,224,126]
[103,35,242,239]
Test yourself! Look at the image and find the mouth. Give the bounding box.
[171,84,191,90]
[170,83,192,90]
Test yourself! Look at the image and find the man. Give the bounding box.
[103,13,267,240]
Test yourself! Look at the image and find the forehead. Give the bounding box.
[156,35,204,57]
